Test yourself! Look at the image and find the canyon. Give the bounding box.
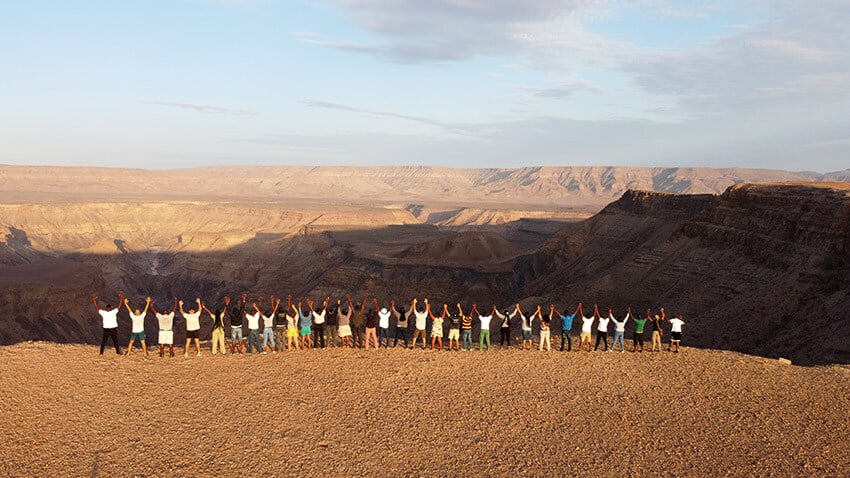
[0,164,848,364]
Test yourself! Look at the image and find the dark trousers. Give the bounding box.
[352,326,363,348]
[313,324,326,349]
[393,327,409,347]
[100,327,120,355]
[560,330,572,351]
[500,327,510,346]
[378,327,390,347]
[594,331,609,351]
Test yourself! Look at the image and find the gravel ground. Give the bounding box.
[1,341,848,477]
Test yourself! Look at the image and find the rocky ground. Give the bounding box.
[1,341,848,477]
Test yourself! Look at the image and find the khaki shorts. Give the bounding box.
[448,329,460,340]
[338,325,352,337]
[580,331,592,342]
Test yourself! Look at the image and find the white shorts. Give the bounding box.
[448,329,460,340]
[158,330,173,345]
[338,325,352,337]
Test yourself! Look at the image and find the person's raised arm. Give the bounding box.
[142,297,151,315]
[471,303,480,317]
[494,307,505,320]
[195,297,202,313]
[424,298,430,314]
[253,302,261,314]
[123,297,133,314]
[272,298,281,315]
[202,302,213,316]
[323,297,330,311]
[178,299,187,316]
[443,304,450,318]
[550,304,557,318]
[457,303,465,317]
[149,300,159,316]
[534,305,542,318]
[661,307,667,321]
[359,294,369,310]
[390,300,400,319]
[91,294,100,312]
[491,304,498,315]
[170,297,178,314]
[593,304,600,319]
[626,306,632,321]
[373,298,379,311]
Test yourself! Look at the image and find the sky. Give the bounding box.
[1,0,848,171]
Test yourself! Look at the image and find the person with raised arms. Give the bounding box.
[228,294,247,355]
[554,303,580,352]
[447,305,461,351]
[202,297,228,356]
[309,297,329,350]
[123,296,151,357]
[668,314,685,353]
[391,300,411,348]
[151,297,178,358]
[297,300,313,350]
[410,298,430,350]
[179,297,203,357]
[325,298,339,348]
[92,292,123,356]
[473,304,494,351]
[578,305,595,352]
[337,296,354,349]
[273,295,290,352]
[363,299,380,350]
[284,296,300,350]
[261,296,281,353]
[632,309,648,353]
[650,308,666,352]
[245,300,264,355]
[494,307,512,349]
[610,307,631,353]
[593,305,610,352]
[350,294,368,348]
[516,303,537,350]
[458,303,474,352]
[378,302,392,348]
[429,303,448,351]
[539,306,552,352]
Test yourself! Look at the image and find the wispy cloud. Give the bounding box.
[146,101,258,117]
[519,80,605,99]
[301,99,477,135]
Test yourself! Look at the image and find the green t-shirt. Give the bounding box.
[634,318,648,333]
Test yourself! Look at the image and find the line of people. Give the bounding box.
[92,293,685,357]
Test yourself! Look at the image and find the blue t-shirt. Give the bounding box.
[560,313,575,331]
[298,308,312,328]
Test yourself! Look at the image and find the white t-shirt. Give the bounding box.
[581,316,594,333]
[378,309,391,328]
[246,312,261,330]
[183,311,201,331]
[262,314,274,329]
[156,312,174,330]
[286,313,297,329]
[479,314,493,330]
[612,313,629,332]
[520,314,533,331]
[99,309,119,329]
[129,312,146,333]
[312,309,326,325]
[414,309,428,330]
[670,318,684,333]
[597,316,610,332]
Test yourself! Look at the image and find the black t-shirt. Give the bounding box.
[365,309,378,328]
[274,311,287,328]
[229,303,245,326]
[326,308,338,326]
[650,318,662,331]
[449,314,461,328]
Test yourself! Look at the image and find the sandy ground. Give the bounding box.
[1,341,848,477]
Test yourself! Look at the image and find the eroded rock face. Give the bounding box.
[518,183,850,365]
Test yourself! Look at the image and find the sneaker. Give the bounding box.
[196,352,201,356]
[261,351,267,355]
[184,353,189,357]
[620,350,624,353]
[272,350,276,354]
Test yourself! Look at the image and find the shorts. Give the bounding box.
[159,330,173,345]
[231,327,244,342]
[522,330,532,340]
[186,330,199,340]
[580,331,592,342]
[286,328,299,338]
[671,331,682,342]
[448,329,460,340]
[129,331,146,341]
[338,325,352,337]
[300,326,311,336]
[634,331,644,345]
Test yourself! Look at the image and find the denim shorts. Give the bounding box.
[231,327,244,341]
[522,330,532,340]
[129,331,146,341]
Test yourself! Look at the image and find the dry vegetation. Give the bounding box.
[1,342,848,477]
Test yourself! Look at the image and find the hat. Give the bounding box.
[380,307,388,315]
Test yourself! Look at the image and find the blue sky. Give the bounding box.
[1,0,848,171]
